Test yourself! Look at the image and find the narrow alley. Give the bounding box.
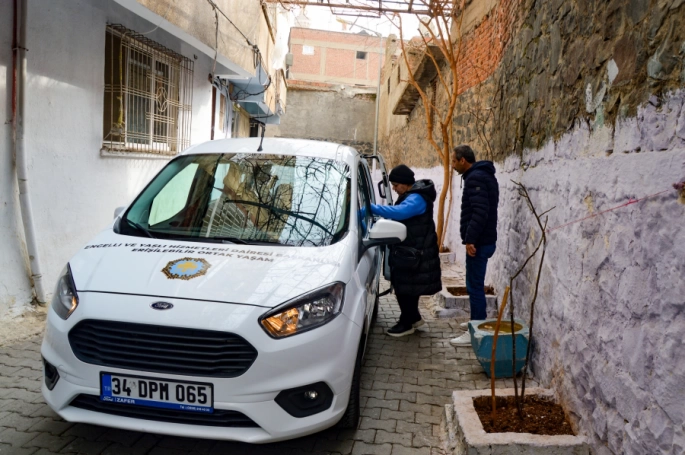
[0,270,532,455]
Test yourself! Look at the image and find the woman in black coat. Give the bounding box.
[368,165,442,337]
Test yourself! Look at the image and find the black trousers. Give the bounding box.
[396,294,422,326]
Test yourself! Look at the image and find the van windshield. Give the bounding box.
[121,153,351,247]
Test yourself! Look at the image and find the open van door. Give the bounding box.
[362,154,393,281]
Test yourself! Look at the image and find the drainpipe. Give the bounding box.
[13,0,46,304]
[372,31,382,157]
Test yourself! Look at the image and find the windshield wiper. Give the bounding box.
[126,219,155,238]
[215,237,248,244]
[215,237,294,246]
[247,239,294,247]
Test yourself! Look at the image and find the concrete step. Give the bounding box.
[431,287,498,319]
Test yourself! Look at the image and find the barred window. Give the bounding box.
[103,24,193,155]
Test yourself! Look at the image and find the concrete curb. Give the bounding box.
[442,388,590,454]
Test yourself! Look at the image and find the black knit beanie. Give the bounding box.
[388,164,415,185]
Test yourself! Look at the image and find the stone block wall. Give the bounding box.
[485,100,685,454]
[489,0,685,159]
[376,0,685,453]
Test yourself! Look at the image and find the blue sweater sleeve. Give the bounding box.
[370,194,427,221]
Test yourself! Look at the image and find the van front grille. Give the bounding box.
[69,320,258,378]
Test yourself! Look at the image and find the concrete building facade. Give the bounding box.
[0,0,290,318]
[268,28,385,154]
[288,27,384,88]
[377,0,685,453]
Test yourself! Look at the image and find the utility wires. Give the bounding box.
[205,0,272,100]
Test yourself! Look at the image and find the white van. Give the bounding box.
[41,138,405,443]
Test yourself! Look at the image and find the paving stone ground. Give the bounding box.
[0,266,533,454]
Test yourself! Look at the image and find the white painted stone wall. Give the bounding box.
[406,91,685,454]
[0,0,218,317]
[0,0,34,317]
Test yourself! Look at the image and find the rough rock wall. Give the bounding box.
[405,93,685,455]
[490,0,685,159]
[486,93,685,454]
[381,0,685,167]
[375,0,685,453]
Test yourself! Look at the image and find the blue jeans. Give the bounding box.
[465,243,496,320]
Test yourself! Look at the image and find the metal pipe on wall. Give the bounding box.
[372,31,381,157]
[13,0,46,304]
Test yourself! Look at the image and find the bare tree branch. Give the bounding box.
[507,181,553,417]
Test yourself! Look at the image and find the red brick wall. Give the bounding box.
[456,0,521,95]
[289,28,385,85]
[325,48,356,78]
[368,52,381,81]
[289,43,321,76]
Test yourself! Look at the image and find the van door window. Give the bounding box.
[361,161,375,204]
[357,166,373,238]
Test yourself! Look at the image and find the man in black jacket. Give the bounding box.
[449,145,499,346]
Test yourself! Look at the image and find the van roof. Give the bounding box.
[182,138,360,165]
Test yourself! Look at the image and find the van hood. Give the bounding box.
[69,230,353,308]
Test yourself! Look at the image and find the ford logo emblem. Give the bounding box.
[150,301,174,310]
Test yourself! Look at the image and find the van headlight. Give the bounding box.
[259,282,345,339]
[51,265,79,320]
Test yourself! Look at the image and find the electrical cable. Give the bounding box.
[207,0,254,47]
[128,0,175,36]
[204,0,273,101]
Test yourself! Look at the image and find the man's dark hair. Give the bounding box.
[453,145,476,164]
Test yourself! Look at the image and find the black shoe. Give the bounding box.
[386,322,415,337]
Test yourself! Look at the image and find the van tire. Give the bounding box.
[336,338,363,429]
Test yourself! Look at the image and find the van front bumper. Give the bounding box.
[41,292,361,443]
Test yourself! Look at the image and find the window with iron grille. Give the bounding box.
[103,24,194,155]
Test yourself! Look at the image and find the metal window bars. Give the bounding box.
[103,24,193,155]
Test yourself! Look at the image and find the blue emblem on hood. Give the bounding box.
[162,257,212,280]
[150,301,174,310]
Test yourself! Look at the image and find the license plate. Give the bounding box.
[100,373,214,413]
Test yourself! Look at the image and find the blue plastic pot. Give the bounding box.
[469,319,529,378]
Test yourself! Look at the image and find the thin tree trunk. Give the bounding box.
[436,138,450,247]
[509,181,553,417]
[510,280,522,417]
[520,242,546,404]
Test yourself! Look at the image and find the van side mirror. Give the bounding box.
[361,219,406,253]
[113,206,125,220]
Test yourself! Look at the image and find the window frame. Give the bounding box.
[103,24,194,156]
[356,161,375,257]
